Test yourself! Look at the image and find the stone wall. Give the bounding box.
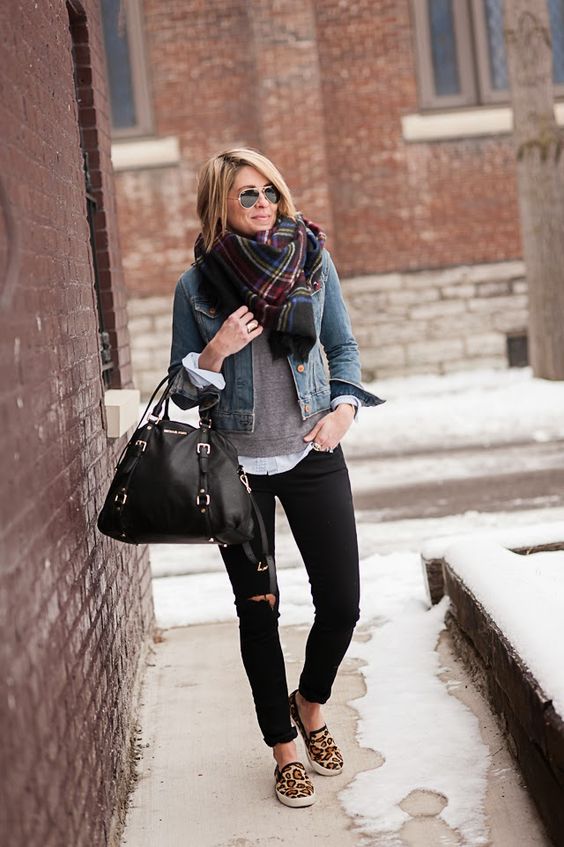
[128,295,175,398]
[128,259,528,397]
[345,260,527,380]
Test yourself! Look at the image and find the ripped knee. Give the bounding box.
[236,593,280,633]
[248,593,277,609]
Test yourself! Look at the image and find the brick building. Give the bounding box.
[1,2,154,845]
[104,0,564,394]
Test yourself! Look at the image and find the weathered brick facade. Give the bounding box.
[0,2,154,845]
[111,0,529,391]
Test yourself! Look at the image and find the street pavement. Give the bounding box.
[120,622,551,846]
[349,437,564,519]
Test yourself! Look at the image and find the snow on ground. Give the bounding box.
[344,366,564,457]
[150,505,564,581]
[446,541,564,717]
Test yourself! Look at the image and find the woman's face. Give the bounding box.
[226,165,279,237]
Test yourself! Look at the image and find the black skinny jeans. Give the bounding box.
[219,445,360,747]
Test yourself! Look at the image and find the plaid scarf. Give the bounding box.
[194,214,326,360]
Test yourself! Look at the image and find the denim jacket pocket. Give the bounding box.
[192,297,223,342]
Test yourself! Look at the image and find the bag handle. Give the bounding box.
[112,374,170,470]
[244,495,277,596]
[147,375,173,422]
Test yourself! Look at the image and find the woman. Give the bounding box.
[169,148,383,807]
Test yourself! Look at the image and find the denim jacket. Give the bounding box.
[168,249,384,432]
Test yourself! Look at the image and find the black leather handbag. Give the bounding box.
[97,375,274,583]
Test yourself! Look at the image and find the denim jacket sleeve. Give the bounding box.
[167,272,221,411]
[320,252,385,408]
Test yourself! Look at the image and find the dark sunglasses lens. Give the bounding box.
[265,186,280,204]
[239,189,259,208]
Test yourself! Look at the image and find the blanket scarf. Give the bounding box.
[193,214,326,360]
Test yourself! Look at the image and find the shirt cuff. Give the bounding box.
[331,395,360,419]
[182,351,226,390]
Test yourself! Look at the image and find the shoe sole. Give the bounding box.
[275,788,317,808]
[306,753,343,777]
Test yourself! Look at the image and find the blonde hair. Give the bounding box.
[196,147,297,252]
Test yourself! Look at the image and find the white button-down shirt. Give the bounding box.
[182,352,359,475]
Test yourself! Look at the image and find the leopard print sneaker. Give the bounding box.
[289,689,344,777]
[274,761,316,807]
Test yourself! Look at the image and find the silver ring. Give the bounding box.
[247,320,257,334]
[312,442,323,451]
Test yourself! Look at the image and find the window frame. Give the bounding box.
[69,0,116,388]
[102,0,154,138]
[471,0,510,104]
[412,0,564,112]
[412,0,477,109]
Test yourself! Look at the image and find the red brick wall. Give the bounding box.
[0,2,154,845]
[315,0,521,276]
[113,0,522,298]
[115,0,334,299]
[116,0,256,298]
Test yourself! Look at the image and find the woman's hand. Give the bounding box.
[198,305,263,372]
[303,404,355,451]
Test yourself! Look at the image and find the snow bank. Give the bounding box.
[340,553,489,845]
[422,520,564,561]
[445,539,564,716]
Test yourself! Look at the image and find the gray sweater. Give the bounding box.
[227,331,325,458]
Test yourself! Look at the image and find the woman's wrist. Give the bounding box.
[334,402,355,419]
[198,338,225,373]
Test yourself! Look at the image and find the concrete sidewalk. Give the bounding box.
[120,620,551,847]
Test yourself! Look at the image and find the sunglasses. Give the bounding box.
[231,185,281,209]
